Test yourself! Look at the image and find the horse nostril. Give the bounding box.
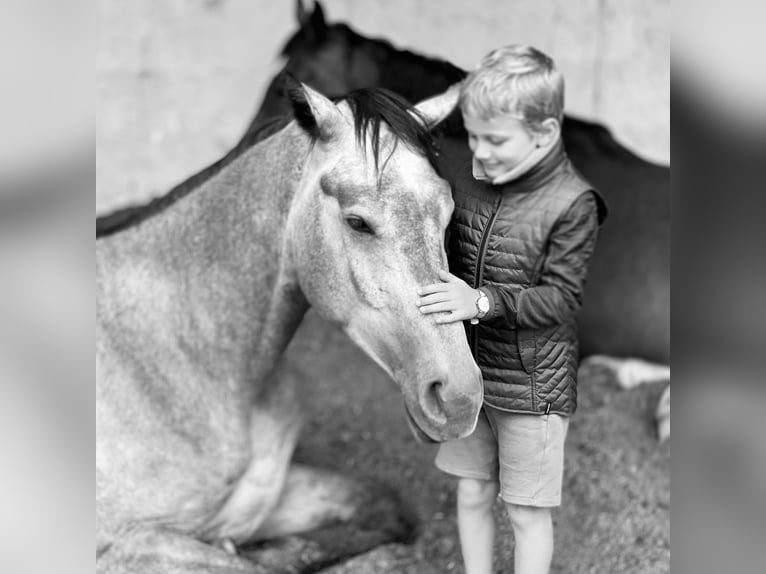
[421,380,447,425]
[430,380,444,403]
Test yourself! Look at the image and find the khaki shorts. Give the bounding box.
[435,406,570,507]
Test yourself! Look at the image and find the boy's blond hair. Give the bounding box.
[460,44,565,133]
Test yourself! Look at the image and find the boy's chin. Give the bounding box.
[481,164,508,177]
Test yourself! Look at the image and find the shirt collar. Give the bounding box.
[472,137,566,193]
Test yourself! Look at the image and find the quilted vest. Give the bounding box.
[446,142,601,416]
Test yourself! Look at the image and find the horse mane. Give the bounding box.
[339,88,440,171]
[97,86,438,239]
[282,21,467,138]
[281,22,466,89]
[96,116,292,239]
[279,16,654,164]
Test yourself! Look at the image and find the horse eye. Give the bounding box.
[345,216,373,234]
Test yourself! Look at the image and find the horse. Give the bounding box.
[247,0,671,439]
[96,81,484,573]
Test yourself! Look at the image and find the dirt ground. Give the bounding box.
[278,311,670,573]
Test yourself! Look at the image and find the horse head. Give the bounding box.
[285,1,465,102]
[285,80,482,443]
[284,0,381,99]
[244,0,466,143]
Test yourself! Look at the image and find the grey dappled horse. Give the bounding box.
[245,0,671,440]
[96,82,483,573]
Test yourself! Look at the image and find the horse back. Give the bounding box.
[564,120,670,362]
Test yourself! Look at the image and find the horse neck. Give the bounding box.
[102,124,312,391]
[376,44,465,103]
[241,77,294,148]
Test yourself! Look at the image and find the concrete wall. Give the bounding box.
[97,0,669,213]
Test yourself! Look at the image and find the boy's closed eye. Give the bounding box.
[468,133,509,146]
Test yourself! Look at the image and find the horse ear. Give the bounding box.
[287,77,342,141]
[296,0,310,26]
[311,2,327,29]
[296,0,327,40]
[413,82,463,129]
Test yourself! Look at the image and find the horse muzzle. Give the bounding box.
[404,366,484,443]
[405,409,438,444]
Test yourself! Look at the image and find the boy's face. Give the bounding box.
[464,113,539,178]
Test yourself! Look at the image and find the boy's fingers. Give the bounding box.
[417,293,451,306]
[435,312,460,325]
[438,269,455,282]
[418,283,450,296]
[419,302,452,315]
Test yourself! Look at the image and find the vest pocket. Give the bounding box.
[516,328,536,374]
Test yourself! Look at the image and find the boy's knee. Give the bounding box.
[505,503,551,530]
[457,477,499,510]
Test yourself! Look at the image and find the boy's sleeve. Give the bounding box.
[482,192,600,329]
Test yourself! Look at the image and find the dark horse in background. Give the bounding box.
[244,0,671,438]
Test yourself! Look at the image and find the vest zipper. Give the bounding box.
[471,195,503,354]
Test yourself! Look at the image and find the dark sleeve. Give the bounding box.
[481,192,600,329]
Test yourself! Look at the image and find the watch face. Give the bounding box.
[478,294,490,313]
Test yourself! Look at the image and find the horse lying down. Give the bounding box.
[96,81,484,572]
[246,0,670,442]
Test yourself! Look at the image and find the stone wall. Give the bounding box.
[97,0,669,213]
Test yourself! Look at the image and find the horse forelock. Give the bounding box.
[340,88,439,172]
[318,127,448,218]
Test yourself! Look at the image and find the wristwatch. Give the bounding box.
[470,289,490,325]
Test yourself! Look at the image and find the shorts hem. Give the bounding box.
[435,464,494,482]
[499,494,561,508]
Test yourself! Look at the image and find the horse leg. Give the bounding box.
[239,462,417,570]
[580,355,670,442]
[97,529,261,574]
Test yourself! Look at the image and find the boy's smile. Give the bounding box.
[464,113,540,178]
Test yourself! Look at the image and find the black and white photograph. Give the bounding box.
[1,1,764,573]
[94,1,671,572]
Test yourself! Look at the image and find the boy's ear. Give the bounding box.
[536,118,561,147]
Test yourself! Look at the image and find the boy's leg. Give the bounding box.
[486,409,569,574]
[457,477,499,574]
[505,503,553,574]
[435,409,500,574]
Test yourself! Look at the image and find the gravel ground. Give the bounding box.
[280,311,670,573]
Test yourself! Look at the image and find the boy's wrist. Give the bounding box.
[470,288,490,325]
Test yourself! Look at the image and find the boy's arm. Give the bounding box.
[482,192,600,329]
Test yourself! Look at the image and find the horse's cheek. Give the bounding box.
[295,225,345,315]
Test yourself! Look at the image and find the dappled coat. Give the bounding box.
[444,141,607,415]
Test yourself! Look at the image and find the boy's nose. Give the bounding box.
[473,142,492,160]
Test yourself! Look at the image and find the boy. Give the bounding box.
[417,45,607,574]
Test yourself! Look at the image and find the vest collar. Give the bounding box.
[489,138,567,194]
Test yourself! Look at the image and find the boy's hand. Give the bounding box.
[417,270,479,324]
